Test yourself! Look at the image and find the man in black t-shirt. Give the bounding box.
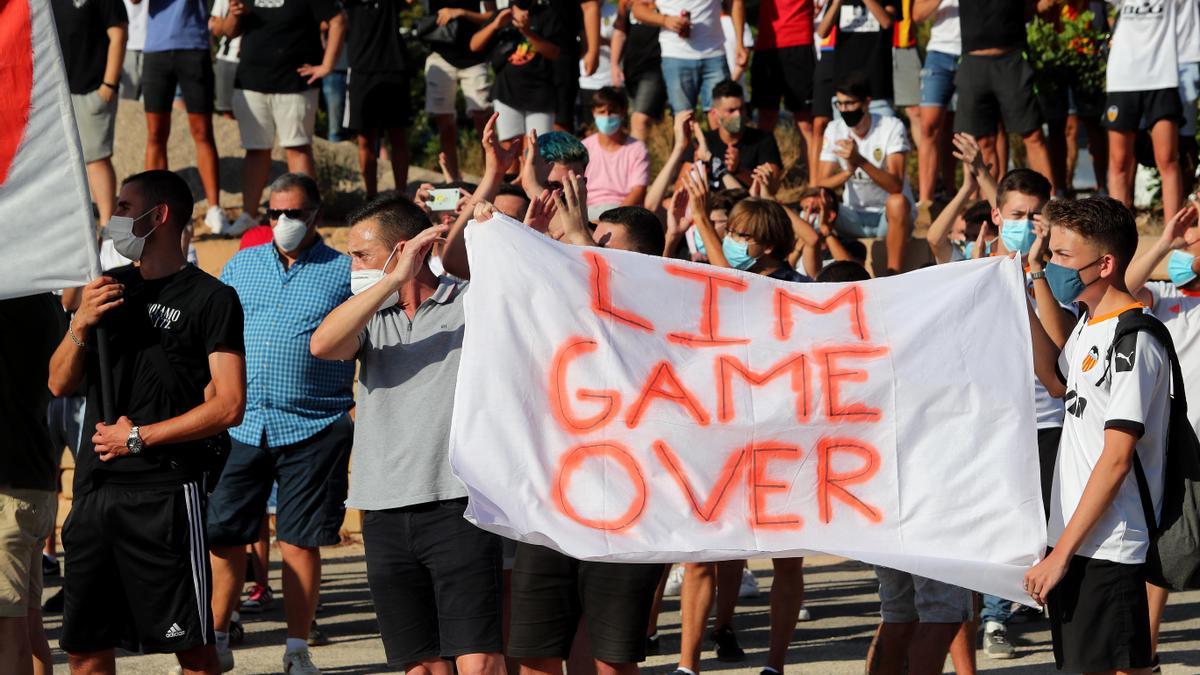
[953,0,1054,193]
[345,0,412,200]
[471,0,563,142]
[819,0,898,113]
[698,80,782,188]
[218,0,345,229]
[50,0,127,227]
[48,170,246,674]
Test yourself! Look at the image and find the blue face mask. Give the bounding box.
[1044,257,1103,304]
[960,239,993,259]
[594,114,622,136]
[1000,219,1036,254]
[1168,249,1198,287]
[692,227,707,256]
[721,236,757,271]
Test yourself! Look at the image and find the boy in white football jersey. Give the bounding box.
[1026,196,1172,673]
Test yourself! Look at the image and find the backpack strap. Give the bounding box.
[1112,310,1185,536]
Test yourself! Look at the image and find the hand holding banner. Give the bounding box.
[450,215,1047,603]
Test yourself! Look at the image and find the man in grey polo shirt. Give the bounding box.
[310,195,505,675]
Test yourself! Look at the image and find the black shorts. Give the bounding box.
[60,480,214,654]
[625,62,667,119]
[345,72,411,133]
[362,499,504,667]
[553,45,582,132]
[1104,88,1184,132]
[751,46,815,114]
[508,543,665,664]
[813,53,835,119]
[206,414,352,548]
[1037,426,1063,520]
[1047,549,1152,672]
[953,50,1042,137]
[142,49,214,114]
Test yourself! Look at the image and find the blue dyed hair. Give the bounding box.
[537,131,589,167]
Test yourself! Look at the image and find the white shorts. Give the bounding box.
[493,99,554,142]
[232,88,319,150]
[424,52,493,116]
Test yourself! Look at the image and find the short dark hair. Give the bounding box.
[121,170,194,231]
[997,169,1052,210]
[268,172,322,209]
[348,194,433,250]
[1042,196,1139,269]
[711,79,744,103]
[840,237,868,263]
[597,206,666,256]
[591,86,628,114]
[834,72,871,101]
[816,260,872,283]
[710,189,748,213]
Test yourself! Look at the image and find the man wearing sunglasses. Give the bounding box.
[207,173,355,674]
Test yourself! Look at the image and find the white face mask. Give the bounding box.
[107,206,162,261]
[273,211,313,252]
[349,248,399,311]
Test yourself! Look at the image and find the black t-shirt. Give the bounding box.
[51,0,129,94]
[0,294,65,491]
[548,0,584,52]
[701,127,782,187]
[236,0,342,93]
[345,0,406,73]
[492,5,562,112]
[833,0,896,102]
[428,0,487,68]
[74,265,245,494]
[623,12,661,71]
[959,0,1026,53]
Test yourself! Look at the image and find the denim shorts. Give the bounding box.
[876,566,974,623]
[661,55,729,113]
[1179,62,1200,137]
[920,50,958,109]
[836,204,889,238]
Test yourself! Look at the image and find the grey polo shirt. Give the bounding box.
[347,278,470,510]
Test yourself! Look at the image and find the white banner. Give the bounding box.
[0,0,99,300]
[450,215,1047,603]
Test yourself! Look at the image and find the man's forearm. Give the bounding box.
[582,0,601,54]
[860,162,903,194]
[322,14,346,70]
[104,26,127,89]
[522,31,559,60]
[141,395,244,447]
[645,149,686,211]
[221,14,244,38]
[1126,238,1172,294]
[463,9,496,24]
[48,332,87,398]
[862,0,894,28]
[814,166,851,189]
[1051,432,1138,559]
[1028,302,1066,397]
[730,0,745,50]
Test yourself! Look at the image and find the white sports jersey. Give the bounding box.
[819,114,913,213]
[1148,281,1200,433]
[1049,305,1170,564]
[1107,0,1179,93]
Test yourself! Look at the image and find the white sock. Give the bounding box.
[215,631,229,651]
[984,620,1006,634]
[676,668,697,675]
[286,637,308,652]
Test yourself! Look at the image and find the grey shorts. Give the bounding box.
[214,58,238,113]
[875,566,973,623]
[70,91,117,163]
[893,47,922,108]
[120,49,143,101]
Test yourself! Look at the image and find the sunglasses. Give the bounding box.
[267,208,312,221]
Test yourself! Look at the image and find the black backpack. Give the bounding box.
[1108,310,1200,591]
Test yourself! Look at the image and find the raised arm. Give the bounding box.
[49,276,123,398]
[926,166,977,264]
[645,110,694,212]
[441,113,520,280]
[953,133,997,208]
[1028,217,1076,348]
[683,166,731,268]
[1126,203,1199,294]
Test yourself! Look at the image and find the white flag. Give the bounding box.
[450,215,1048,604]
[0,0,99,300]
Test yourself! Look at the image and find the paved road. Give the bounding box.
[42,545,1200,674]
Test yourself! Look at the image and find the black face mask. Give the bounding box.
[841,108,865,127]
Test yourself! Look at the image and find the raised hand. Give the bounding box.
[952,132,988,177]
[385,225,449,286]
[524,188,558,233]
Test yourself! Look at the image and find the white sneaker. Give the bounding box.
[205,205,231,235]
[283,646,322,674]
[226,212,257,237]
[797,605,812,621]
[663,565,684,597]
[738,567,759,598]
[216,644,235,672]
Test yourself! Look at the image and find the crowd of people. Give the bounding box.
[4,0,1200,674]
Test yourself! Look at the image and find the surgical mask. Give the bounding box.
[1168,249,1198,287]
[959,238,993,259]
[719,114,743,135]
[349,249,399,311]
[107,206,161,261]
[1044,257,1102,305]
[721,236,756,271]
[273,211,313,252]
[840,108,865,128]
[594,114,621,136]
[1000,219,1036,254]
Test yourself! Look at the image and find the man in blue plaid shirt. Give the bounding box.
[206,173,354,674]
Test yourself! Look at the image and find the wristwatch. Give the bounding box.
[127,425,145,455]
[1030,270,1047,281]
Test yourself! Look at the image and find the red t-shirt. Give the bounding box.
[755,0,813,50]
[238,225,274,250]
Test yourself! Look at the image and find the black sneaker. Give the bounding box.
[308,619,331,647]
[42,588,64,613]
[1152,655,1161,673]
[710,625,745,662]
[42,555,60,578]
[645,633,660,655]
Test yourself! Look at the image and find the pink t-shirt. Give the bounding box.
[582,134,650,208]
